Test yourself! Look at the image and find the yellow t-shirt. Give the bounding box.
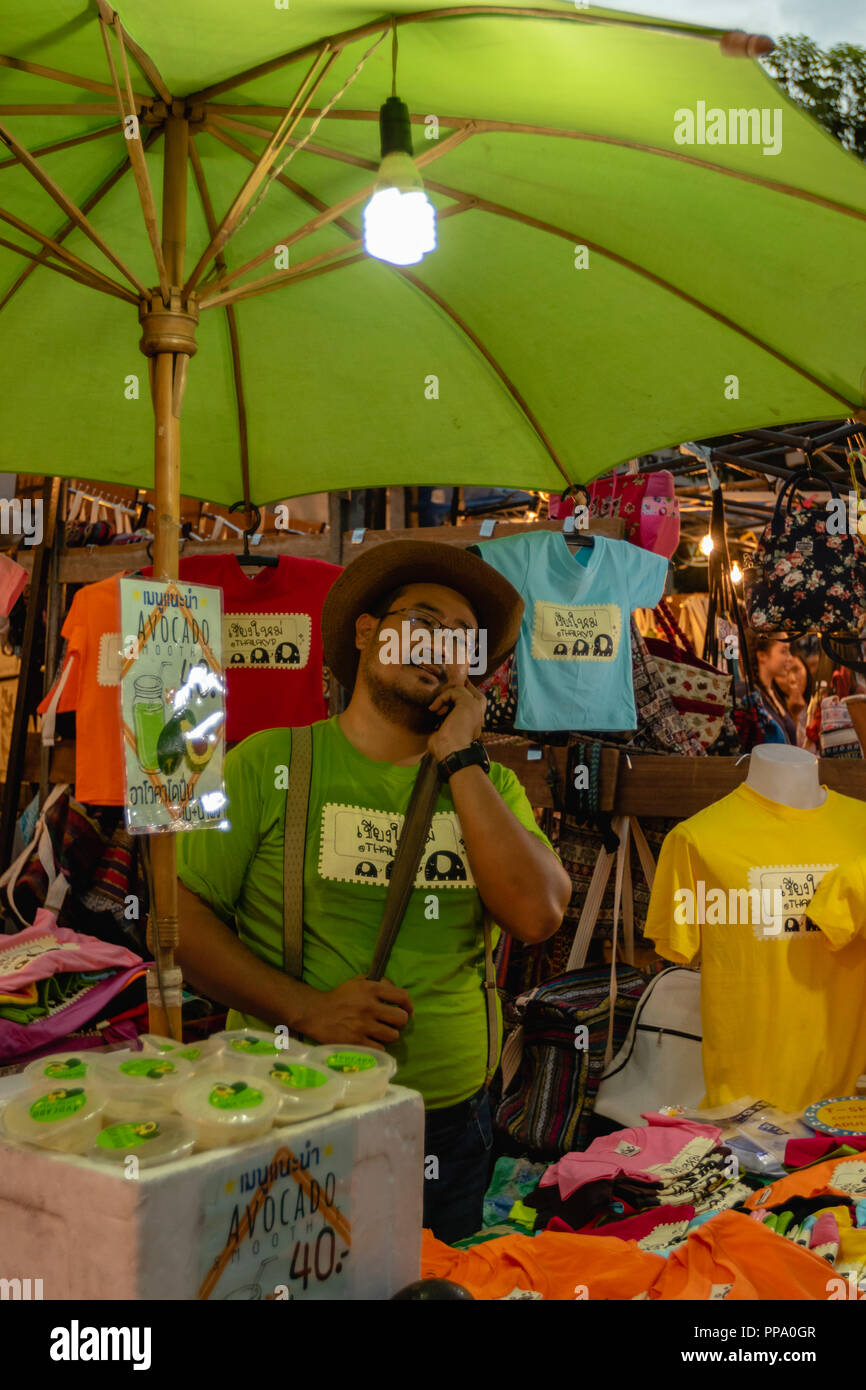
[645,783,866,1112]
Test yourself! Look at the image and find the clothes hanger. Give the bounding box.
[228,501,279,568]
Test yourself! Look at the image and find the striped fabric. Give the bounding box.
[495,965,646,1157]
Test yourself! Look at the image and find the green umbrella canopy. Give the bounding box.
[1,0,865,505]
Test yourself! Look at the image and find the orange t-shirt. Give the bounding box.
[421,1229,664,1301]
[648,1210,838,1300]
[38,575,125,805]
[745,1155,866,1213]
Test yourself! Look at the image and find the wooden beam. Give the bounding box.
[0,52,149,102]
[0,118,149,294]
[13,517,624,582]
[486,744,866,814]
[92,0,173,105]
[0,124,117,171]
[99,14,169,299]
[0,129,159,314]
[0,205,137,301]
[185,47,338,294]
[186,7,726,104]
[189,140,251,510]
[200,120,474,295]
[0,232,138,302]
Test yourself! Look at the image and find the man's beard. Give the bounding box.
[363,659,444,734]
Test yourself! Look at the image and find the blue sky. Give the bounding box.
[601,1,865,46]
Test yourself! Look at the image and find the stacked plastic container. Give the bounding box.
[0,1029,397,1170]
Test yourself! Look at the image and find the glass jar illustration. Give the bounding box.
[133,674,165,773]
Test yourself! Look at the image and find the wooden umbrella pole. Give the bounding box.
[141,111,194,1040]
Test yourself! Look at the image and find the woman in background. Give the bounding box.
[779,651,812,747]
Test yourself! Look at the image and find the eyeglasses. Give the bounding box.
[381,607,477,641]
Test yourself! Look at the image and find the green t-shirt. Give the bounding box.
[177,716,556,1109]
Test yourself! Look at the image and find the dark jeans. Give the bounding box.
[423,1085,493,1245]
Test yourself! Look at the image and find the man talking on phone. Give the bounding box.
[175,540,570,1241]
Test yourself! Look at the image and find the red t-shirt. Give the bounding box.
[145,554,341,743]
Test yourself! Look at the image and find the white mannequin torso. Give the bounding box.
[744,743,826,810]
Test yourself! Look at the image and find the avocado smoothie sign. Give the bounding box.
[119,577,227,834]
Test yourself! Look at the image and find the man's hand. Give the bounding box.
[300,975,413,1047]
[427,681,486,762]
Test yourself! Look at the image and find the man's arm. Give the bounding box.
[174,880,413,1046]
[428,681,570,944]
[445,767,571,944]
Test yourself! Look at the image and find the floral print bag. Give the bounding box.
[743,470,866,633]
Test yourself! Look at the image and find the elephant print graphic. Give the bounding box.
[532,601,621,661]
[318,805,475,888]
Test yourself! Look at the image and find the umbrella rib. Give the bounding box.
[0,128,160,314]
[184,45,338,295]
[0,103,120,116]
[0,118,149,295]
[0,124,119,171]
[215,107,866,227]
[188,140,251,511]
[194,123,361,241]
[236,131,854,411]
[200,119,473,294]
[186,7,736,104]
[0,205,138,301]
[0,232,136,303]
[99,15,169,299]
[92,0,172,105]
[0,53,150,103]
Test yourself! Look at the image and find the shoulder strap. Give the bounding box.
[368,754,440,981]
[282,725,313,978]
[482,913,498,1086]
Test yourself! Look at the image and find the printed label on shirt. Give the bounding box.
[829,1160,866,1196]
[317,804,475,889]
[709,1284,733,1300]
[615,1140,642,1157]
[644,1136,716,1180]
[531,601,621,661]
[746,863,835,940]
[97,631,123,686]
[0,936,79,973]
[223,612,311,670]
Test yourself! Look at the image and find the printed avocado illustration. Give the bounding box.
[156,707,215,775]
[156,712,188,775]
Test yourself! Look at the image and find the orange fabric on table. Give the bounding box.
[744,1155,866,1213]
[37,575,126,806]
[647,1210,836,1300]
[421,1228,665,1301]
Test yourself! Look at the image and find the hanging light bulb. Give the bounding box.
[699,533,714,556]
[363,31,436,267]
[730,561,743,584]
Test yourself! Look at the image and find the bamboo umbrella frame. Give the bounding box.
[2,4,863,1034]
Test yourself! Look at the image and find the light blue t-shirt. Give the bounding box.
[478,531,668,731]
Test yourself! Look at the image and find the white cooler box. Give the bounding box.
[0,1083,424,1301]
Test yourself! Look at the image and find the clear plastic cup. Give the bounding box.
[307,1045,396,1107]
[88,1114,197,1169]
[173,1074,280,1150]
[266,1060,346,1125]
[92,1052,194,1121]
[23,1051,97,1087]
[1,1082,107,1154]
[206,1028,309,1074]
[138,1033,214,1068]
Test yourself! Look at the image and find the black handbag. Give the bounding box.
[743,469,866,635]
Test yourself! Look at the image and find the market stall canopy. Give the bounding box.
[1,0,865,504]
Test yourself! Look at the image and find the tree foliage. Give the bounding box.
[763,34,866,160]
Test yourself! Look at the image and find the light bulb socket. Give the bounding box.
[379,95,414,158]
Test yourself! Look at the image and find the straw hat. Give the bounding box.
[321,539,524,691]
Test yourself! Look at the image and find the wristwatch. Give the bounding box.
[438,740,491,781]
